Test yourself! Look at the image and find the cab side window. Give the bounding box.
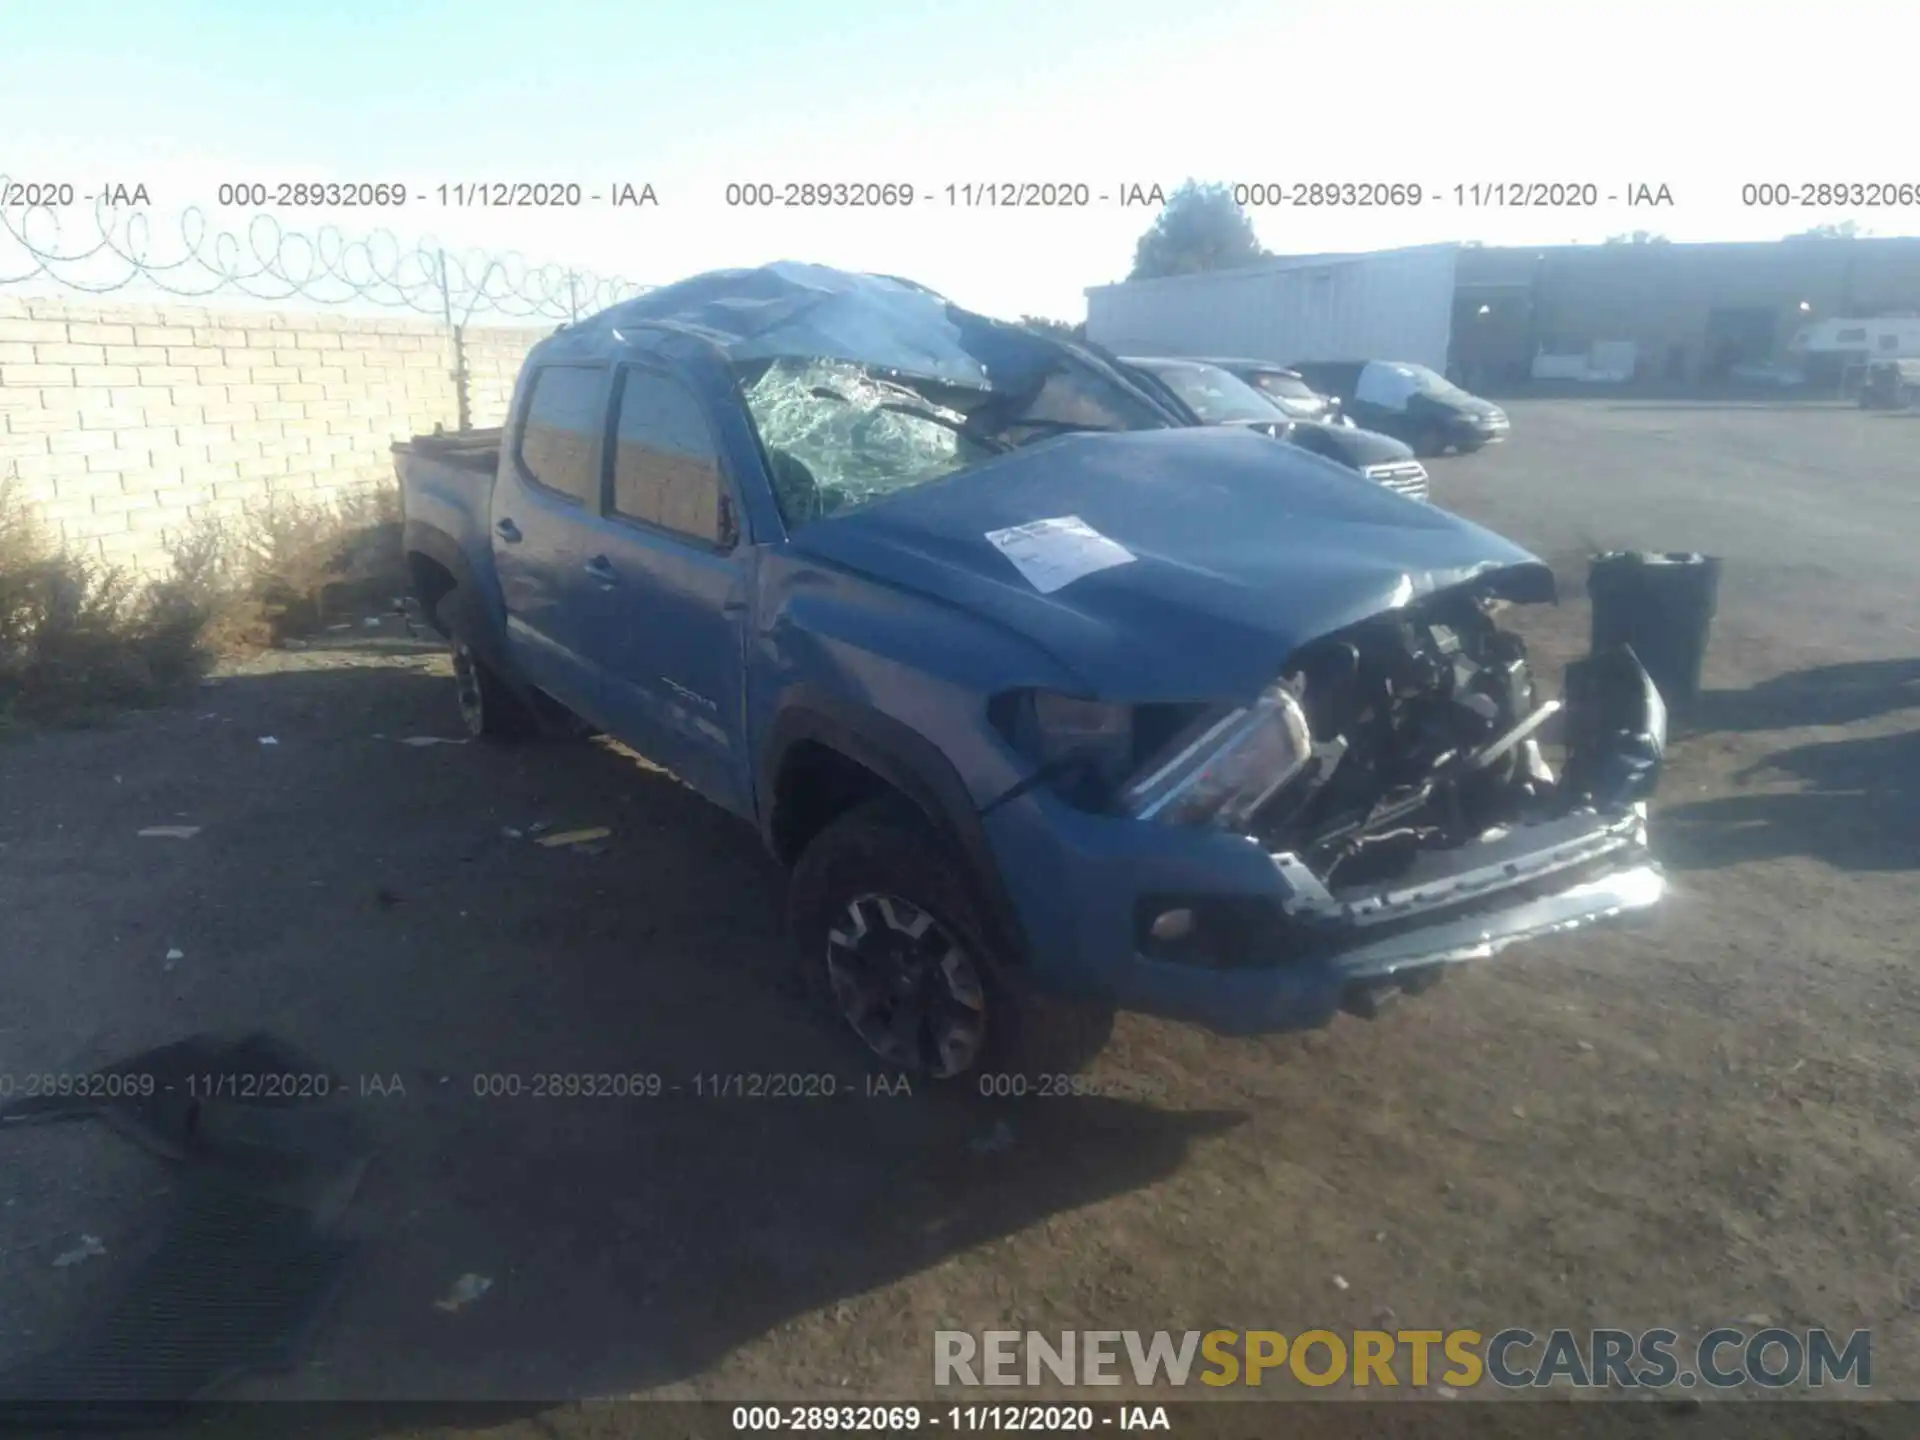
[517,365,604,504]
[610,369,729,544]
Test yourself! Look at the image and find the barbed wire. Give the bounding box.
[0,184,653,323]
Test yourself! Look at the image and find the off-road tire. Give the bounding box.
[788,797,1115,1088]
[435,592,539,740]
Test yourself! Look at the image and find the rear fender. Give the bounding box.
[404,522,530,701]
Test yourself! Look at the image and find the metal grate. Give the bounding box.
[1363,460,1431,502]
[0,1178,355,1420]
[0,1034,363,1424]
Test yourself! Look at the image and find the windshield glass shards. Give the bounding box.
[595,263,1172,530]
[741,352,1170,528]
[742,358,995,523]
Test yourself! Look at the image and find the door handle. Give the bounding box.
[584,556,618,584]
[495,518,522,543]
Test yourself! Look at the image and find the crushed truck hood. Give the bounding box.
[791,426,1555,700]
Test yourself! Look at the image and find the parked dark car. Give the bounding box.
[1199,357,1342,423]
[395,261,1666,1085]
[1121,356,1430,502]
[1290,360,1510,456]
[1859,357,1920,410]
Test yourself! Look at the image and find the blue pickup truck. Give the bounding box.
[396,262,1668,1084]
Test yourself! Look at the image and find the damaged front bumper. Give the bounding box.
[1071,803,1665,1038]
[981,645,1669,1037]
[1271,807,1664,1021]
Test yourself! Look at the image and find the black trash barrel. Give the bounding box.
[1587,551,1722,712]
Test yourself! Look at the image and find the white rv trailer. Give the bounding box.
[1788,315,1920,361]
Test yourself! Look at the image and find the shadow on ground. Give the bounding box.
[1690,658,1920,734]
[1659,727,1920,874]
[1656,659,1920,873]
[0,652,1245,1419]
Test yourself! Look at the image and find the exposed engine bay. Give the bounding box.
[1249,585,1659,892]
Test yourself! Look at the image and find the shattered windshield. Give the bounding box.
[738,348,1173,530]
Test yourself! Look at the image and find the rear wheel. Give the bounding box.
[788,798,1114,1086]
[435,593,538,740]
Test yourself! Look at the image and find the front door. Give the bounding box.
[576,363,753,815]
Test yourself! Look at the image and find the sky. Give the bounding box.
[3,0,1916,321]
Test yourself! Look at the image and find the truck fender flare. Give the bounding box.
[403,522,520,689]
[403,522,477,619]
[761,690,1031,967]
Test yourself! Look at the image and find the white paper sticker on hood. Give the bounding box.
[984,515,1137,594]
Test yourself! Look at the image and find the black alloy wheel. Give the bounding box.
[824,892,989,1079]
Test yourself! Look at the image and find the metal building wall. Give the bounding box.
[1085,245,1459,372]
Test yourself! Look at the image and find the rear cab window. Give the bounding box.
[517,365,607,504]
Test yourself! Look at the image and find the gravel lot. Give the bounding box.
[2,399,1916,1435]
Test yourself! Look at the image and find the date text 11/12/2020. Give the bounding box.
[717,181,1676,209]
[464,1071,1170,1100]
[1,178,1685,212]
[0,1069,1170,1103]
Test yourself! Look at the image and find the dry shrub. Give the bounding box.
[171,486,405,655]
[0,479,208,724]
[0,476,405,726]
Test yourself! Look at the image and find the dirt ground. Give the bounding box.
[2,400,1917,1435]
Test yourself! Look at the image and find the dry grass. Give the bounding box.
[170,485,405,656]
[0,475,405,727]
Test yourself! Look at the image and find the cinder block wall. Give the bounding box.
[465,323,554,432]
[0,295,547,572]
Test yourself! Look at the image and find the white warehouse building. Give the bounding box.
[1083,243,1460,373]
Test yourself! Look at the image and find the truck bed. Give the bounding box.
[393,427,503,473]
[396,429,504,612]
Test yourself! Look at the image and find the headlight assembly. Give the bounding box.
[993,682,1315,830]
[1120,682,1313,830]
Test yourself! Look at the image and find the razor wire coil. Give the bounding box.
[0,186,652,322]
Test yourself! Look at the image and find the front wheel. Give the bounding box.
[787,799,1114,1086]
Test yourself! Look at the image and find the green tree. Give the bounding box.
[1019,315,1086,342]
[1791,221,1869,239]
[1604,230,1670,245]
[1128,180,1267,280]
